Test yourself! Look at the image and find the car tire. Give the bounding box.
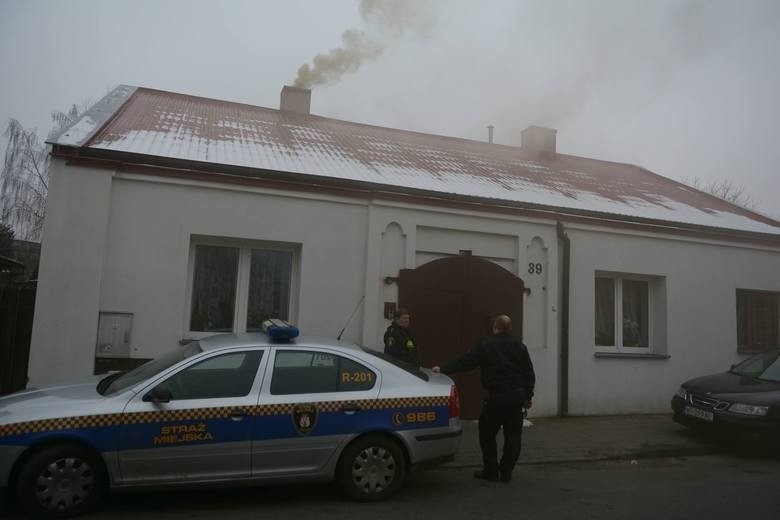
[337,434,407,502]
[16,443,106,519]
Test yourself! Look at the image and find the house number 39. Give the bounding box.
[528,263,543,274]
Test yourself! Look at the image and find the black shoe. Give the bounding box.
[499,472,512,482]
[473,470,499,481]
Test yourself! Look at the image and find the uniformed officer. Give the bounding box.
[433,314,535,483]
[383,308,418,364]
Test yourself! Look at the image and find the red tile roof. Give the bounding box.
[54,86,780,237]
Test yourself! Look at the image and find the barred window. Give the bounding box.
[737,290,779,353]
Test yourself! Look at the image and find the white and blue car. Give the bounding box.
[0,322,461,518]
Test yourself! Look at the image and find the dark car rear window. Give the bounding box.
[359,346,429,381]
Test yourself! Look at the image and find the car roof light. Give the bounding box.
[262,318,300,341]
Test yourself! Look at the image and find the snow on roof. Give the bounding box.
[57,85,780,237]
[49,86,137,147]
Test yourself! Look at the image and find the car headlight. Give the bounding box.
[728,403,769,416]
[675,387,687,400]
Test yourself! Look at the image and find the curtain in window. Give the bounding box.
[189,245,239,332]
[595,278,615,346]
[622,280,648,348]
[246,250,293,332]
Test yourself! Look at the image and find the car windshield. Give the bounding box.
[359,346,429,381]
[729,350,780,382]
[100,342,203,396]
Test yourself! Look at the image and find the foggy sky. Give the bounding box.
[1,0,778,218]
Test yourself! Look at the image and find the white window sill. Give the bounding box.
[594,352,670,360]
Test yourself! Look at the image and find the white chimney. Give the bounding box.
[521,126,557,153]
[280,85,311,115]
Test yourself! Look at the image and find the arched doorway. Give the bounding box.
[398,256,525,419]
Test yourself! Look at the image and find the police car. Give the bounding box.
[0,320,462,518]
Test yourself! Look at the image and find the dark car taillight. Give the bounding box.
[449,384,460,419]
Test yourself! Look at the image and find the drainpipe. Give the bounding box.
[556,221,570,417]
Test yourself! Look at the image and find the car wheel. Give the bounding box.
[337,435,406,502]
[16,443,106,519]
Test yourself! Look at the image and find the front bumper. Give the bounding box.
[671,395,779,436]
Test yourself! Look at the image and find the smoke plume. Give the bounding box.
[292,0,434,89]
[293,29,383,89]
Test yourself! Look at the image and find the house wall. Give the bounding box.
[28,159,780,418]
[102,173,370,355]
[28,165,562,416]
[29,160,114,387]
[29,165,370,386]
[567,225,780,415]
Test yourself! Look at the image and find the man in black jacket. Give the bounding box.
[383,308,418,364]
[433,314,535,482]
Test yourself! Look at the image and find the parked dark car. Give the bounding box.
[671,349,780,438]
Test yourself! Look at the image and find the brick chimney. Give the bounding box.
[521,126,557,153]
[280,85,311,115]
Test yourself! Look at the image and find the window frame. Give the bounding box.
[184,236,299,339]
[269,349,378,395]
[736,289,780,354]
[594,273,654,354]
[159,350,264,400]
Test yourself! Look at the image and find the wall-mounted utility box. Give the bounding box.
[95,312,133,358]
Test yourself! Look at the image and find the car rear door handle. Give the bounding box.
[340,403,362,414]
[230,407,249,420]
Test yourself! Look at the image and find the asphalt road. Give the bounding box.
[4,453,778,519]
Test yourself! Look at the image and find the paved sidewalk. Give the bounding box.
[443,414,716,468]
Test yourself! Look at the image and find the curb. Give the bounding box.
[439,446,719,470]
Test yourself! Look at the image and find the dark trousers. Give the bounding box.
[478,390,525,477]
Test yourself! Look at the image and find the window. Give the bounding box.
[737,290,779,353]
[187,238,296,336]
[595,273,665,353]
[595,278,615,346]
[270,350,376,395]
[190,246,239,332]
[160,351,263,400]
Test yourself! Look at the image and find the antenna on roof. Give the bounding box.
[337,295,365,341]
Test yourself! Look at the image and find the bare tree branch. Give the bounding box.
[681,176,757,211]
[1,104,82,241]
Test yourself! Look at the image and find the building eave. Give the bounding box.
[51,145,780,248]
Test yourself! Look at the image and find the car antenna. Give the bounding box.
[337,295,365,341]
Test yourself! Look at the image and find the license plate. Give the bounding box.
[683,406,714,422]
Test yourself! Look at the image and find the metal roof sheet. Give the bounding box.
[60,86,780,236]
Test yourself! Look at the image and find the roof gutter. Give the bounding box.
[556,221,570,417]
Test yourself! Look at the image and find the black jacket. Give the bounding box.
[441,333,535,399]
[383,324,418,364]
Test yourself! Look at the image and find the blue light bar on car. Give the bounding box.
[262,319,300,341]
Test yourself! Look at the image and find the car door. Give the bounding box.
[252,347,380,476]
[117,347,267,484]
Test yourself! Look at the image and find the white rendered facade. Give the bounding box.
[29,158,780,416]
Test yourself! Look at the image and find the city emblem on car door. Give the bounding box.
[292,404,318,435]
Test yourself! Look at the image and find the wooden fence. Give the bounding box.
[0,282,36,395]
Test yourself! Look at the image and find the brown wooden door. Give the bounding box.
[398,256,524,419]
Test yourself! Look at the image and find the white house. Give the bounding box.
[29,85,780,418]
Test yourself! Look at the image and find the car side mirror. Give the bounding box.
[143,385,172,403]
